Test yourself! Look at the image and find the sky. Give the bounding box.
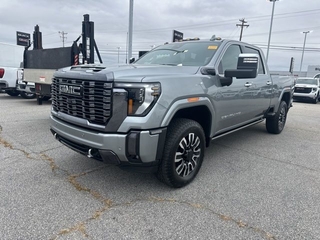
[1,0,320,71]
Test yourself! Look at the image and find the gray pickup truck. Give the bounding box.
[50,38,294,188]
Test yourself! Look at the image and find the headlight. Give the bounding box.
[115,82,161,116]
[312,88,317,92]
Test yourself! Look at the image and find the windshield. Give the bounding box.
[135,42,219,66]
[296,79,318,85]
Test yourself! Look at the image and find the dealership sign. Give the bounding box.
[16,31,30,47]
[172,30,183,42]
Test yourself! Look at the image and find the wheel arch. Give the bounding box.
[273,89,291,113]
[161,99,214,147]
[281,91,291,108]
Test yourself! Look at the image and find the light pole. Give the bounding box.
[266,0,279,63]
[117,47,121,63]
[128,0,134,62]
[299,31,311,75]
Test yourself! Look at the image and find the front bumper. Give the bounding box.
[293,92,318,101]
[50,115,166,171]
[17,81,35,93]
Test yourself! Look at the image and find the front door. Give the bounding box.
[213,44,251,133]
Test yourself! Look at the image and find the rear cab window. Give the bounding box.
[244,46,265,74]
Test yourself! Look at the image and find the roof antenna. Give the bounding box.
[210,35,216,41]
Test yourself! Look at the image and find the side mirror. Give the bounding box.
[225,53,259,79]
[200,67,216,76]
[129,58,135,64]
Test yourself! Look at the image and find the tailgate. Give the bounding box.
[24,69,56,85]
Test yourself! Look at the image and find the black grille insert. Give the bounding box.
[294,87,312,94]
[52,78,113,125]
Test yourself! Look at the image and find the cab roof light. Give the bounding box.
[210,35,222,41]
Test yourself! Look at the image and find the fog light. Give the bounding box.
[127,132,139,156]
[126,131,141,163]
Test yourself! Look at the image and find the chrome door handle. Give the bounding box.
[244,83,252,87]
[266,81,272,85]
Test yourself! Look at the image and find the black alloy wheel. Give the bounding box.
[266,100,288,134]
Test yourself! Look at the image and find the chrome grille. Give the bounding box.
[51,78,112,125]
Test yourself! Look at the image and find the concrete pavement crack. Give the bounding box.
[0,135,66,173]
[51,167,111,240]
[40,153,63,173]
[148,196,276,240]
[52,176,276,240]
[0,136,33,159]
[52,222,89,240]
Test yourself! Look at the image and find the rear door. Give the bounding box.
[242,46,271,117]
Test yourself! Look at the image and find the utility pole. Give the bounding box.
[299,31,311,75]
[59,31,67,47]
[236,19,249,41]
[117,47,121,63]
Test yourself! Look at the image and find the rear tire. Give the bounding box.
[157,118,205,188]
[37,95,43,105]
[5,90,20,96]
[20,92,36,99]
[42,96,51,101]
[266,101,288,134]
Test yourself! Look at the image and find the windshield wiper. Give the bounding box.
[153,49,188,55]
[159,63,178,66]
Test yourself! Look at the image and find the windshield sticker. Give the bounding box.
[208,45,218,50]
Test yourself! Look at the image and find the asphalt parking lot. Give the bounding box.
[0,93,319,240]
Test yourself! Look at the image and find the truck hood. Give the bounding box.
[295,84,318,88]
[107,64,200,82]
[66,64,200,82]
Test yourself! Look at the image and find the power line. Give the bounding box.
[94,8,320,34]
[238,24,320,39]
[257,45,320,52]
[26,8,320,43]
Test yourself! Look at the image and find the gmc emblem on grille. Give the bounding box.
[59,85,82,95]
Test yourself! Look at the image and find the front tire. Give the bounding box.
[5,90,20,96]
[313,94,319,104]
[266,101,288,134]
[157,118,205,188]
[20,92,36,99]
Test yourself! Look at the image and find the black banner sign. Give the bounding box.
[172,30,183,42]
[16,31,30,47]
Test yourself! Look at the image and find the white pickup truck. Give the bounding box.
[0,42,35,98]
[293,77,320,104]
